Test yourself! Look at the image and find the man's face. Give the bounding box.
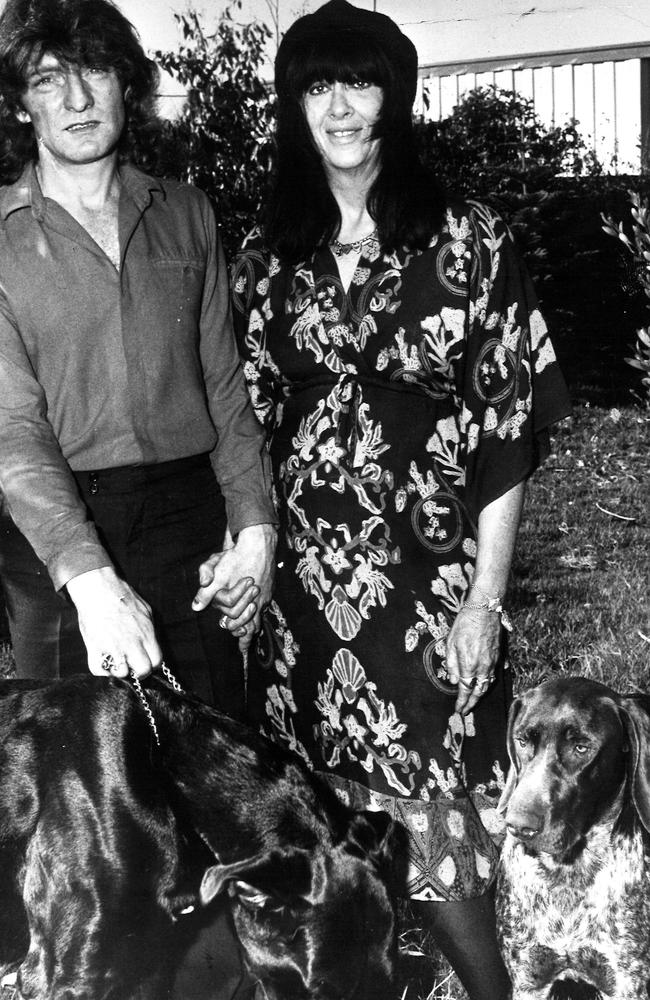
[18,52,125,167]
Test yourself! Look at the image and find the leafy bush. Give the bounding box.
[414,87,591,292]
[415,85,586,199]
[602,191,650,403]
[151,2,275,257]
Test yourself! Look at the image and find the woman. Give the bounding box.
[228,2,570,996]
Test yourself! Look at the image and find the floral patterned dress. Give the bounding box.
[231,201,570,901]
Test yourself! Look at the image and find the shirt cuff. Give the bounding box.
[48,541,113,592]
[226,494,278,539]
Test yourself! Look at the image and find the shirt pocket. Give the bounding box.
[148,257,206,338]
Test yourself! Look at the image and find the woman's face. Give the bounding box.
[302,78,383,182]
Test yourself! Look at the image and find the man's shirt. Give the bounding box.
[0,163,275,589]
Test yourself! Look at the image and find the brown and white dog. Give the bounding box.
[496,676,650,1000]
[0,675,399,1000]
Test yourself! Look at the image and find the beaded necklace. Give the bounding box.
[329,228,379,257]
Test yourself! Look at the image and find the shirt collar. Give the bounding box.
[0,163,36,221]
[0,160,165,222]
[118,162,165,212]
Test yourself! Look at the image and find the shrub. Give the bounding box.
[414,87,590,292]
[415,85,586,199]
[151,2,275,258]
[602,191,650,404]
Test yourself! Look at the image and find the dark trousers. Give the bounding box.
[0,454,253,1000]
[0,453,246,710]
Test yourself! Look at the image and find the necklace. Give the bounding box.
[329,228,379,257]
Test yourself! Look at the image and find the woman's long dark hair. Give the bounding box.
[0,0,159,182]
[265,27,446,263]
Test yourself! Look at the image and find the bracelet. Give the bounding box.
[461,589,513,632]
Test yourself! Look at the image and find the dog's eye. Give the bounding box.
[574,743,589,755]
[515,736,527,748]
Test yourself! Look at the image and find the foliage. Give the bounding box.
[414,87,593,295]
[522,177,650,407]
[411,87,649,410]
[152,2,275,257]
[602,191,650,403]
[415,85,587,200]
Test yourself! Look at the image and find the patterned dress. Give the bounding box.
[231,201,570,901]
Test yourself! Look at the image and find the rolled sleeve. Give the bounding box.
[198,206,277,535]
[0,294,111,589]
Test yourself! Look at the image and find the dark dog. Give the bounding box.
[496,676,650,1000]
[0,675,398,1000]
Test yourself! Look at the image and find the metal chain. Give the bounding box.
[242,647,249,707]
[128,662,184,748]
[161,662,184,692]
[129,672,161,747]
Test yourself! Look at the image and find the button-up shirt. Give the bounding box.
[0,163,275,589]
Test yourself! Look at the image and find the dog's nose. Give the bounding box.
[506,812,544,840]
[506,822,538,839]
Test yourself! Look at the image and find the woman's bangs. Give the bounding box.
[288,31,388,94]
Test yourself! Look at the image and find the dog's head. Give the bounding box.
[498,676,650,859]
[199,810,397,1000]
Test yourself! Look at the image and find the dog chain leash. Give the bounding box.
[129,662,184,748]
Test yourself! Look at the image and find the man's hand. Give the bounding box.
[192,523,277,653]
[66,566,163,679]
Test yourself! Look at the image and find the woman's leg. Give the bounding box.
[411,893,511,1000]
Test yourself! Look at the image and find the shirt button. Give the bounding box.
[89,473,99,495]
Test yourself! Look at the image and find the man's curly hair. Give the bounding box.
[0,0,159,180]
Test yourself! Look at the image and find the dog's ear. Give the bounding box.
[200,847,314,907]
[618,696,650,833]
[497,695,523,815]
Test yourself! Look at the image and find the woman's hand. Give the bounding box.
[446,478,526,715]
[445,605,502,716]
[66,567,163,679]
[192,523,277,653]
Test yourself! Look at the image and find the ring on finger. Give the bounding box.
[475,677,491,692]
[219,615,228,630]
[100,652,115,673]
[458,677,475,689]
[101,652,127,675]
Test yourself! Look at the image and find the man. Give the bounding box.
[0,2,275,996]
[0,0,276,709]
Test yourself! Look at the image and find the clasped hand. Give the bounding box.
[192,523,277,652]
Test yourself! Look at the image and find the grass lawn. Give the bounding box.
[511,402,650,690]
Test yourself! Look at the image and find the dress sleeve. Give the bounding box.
[0,289,112,589]
[198,207,277,534]
[460,201,571,521]
[230,232,284,440]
